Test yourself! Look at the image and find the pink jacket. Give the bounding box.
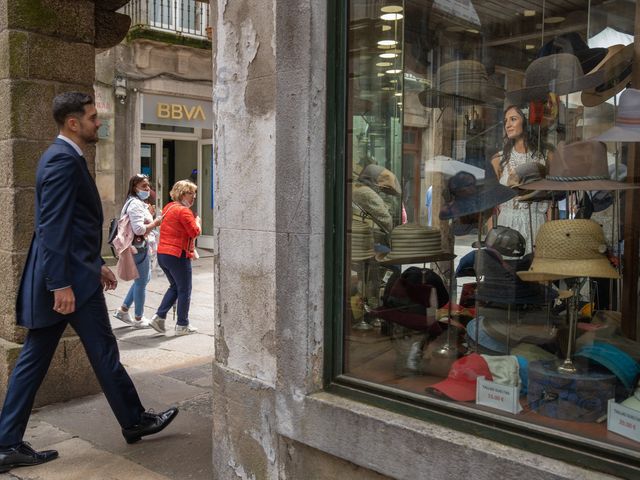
[113,213,139,281]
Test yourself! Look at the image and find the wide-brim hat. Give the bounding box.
[575,342,640,390]
[349,219,375,262]
[591,88,640,142]
[483,311,557,345]
[506,53,604,105]
[466,316,508,354]
[537,33,608,76]
[522,140,638,191]
[582,44,634,108]
[439,171,516,220]
[438,60,505,105]
[517,219,619,281]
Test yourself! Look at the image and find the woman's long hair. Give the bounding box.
[500,105,547,170]
[126,174,148,200]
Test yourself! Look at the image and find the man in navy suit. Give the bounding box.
[0,92,178,473]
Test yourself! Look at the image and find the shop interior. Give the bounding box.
[345,0,640,453]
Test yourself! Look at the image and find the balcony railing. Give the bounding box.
[121,0,210,39]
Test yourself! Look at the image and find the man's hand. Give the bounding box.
[101,265,118,291]
[53,287,75,315]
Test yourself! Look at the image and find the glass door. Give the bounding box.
[140,138,163,211]
[197,140,214,249]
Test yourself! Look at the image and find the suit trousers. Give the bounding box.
[0,287,145,448]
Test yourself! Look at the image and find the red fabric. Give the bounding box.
[157,202,201,259]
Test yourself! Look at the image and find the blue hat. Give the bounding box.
[466,316,508,354]
[516,355,529,395]
[575,342,640,390]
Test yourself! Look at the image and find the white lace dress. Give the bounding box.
[497,149,549,253]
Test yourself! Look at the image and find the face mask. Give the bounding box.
[137,190,150,201]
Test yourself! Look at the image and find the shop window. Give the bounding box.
[332,0,640,474]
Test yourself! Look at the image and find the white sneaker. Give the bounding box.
[113,309,132,326]
[149,314,166,333]
[174,325,198,336]
[131,317,150,329]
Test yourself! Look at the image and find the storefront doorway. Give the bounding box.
[140,135,214,248]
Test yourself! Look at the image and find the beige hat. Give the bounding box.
[380,223,455,264]
[517,219,619,281]
[481,355,520,387]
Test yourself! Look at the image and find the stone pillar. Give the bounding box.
[0,0,101,406]
[211,0,278,477]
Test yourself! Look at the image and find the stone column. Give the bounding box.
[0,0,102,406]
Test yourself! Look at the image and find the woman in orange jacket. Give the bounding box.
[149,180,201,336]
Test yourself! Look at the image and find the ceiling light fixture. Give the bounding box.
[380,13,403,21]
[386,69,402,74]
[376,61,393,67]
[381,5,403,13]
[524,9,536,17]
[379,52,399,59]
[544,16,565,24]
[377,39,398,47]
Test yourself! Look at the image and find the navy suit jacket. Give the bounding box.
[17,138,104,329]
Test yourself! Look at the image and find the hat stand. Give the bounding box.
[557,281,580,374]
[353,259,374,331]
[472,211,483,353]
[434,256,458,357]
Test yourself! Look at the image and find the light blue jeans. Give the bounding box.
[123,248,151,318]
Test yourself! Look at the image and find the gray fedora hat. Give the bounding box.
[506,54,604,105]
[591,88,640,142]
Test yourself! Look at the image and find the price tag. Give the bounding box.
[476,377,522,414]
[608,400,640,443]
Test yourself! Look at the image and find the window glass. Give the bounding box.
[343,0,640,455]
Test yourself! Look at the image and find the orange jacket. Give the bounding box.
[157,202,201,258]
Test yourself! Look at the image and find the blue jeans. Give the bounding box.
[157,253,192,326]
[123,248,151,318]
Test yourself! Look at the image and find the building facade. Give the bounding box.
[212,0,640,479]
[95,0,214,253]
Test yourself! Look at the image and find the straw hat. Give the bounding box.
[506,54,604,105]
[439,171,515,220]
[521,140,638,191]
[517,219,619,281]
[349,219,375,262]
[591,88,640,142]
[380,223,454,263]
[581,44,633,108]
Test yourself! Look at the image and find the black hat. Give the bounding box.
[439,171,515,220]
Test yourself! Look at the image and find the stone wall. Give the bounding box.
[211,0,626,479]
[0,0,101,406]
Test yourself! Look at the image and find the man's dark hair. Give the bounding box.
[52,92,94,127]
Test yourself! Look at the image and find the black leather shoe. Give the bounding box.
[122,407,179,444]
[0,442,58,473]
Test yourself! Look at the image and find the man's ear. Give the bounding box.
[65,115,79,132]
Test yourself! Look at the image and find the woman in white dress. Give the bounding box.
[491,105,550,252]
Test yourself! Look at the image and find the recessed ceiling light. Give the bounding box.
[394,92,403,97]
[524,9,536,17]
[380,13,403,21]
[544,16,565,24]
[525,44,535,50]
[466,29,479,34]
[376,61,393,67]
[381,5,403,13]
[381,25,392,32]
[379,52,399,59]
[386,69,402,74]
[389,79,398,83]
[377,73,385,77]
[377,39,398,47]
